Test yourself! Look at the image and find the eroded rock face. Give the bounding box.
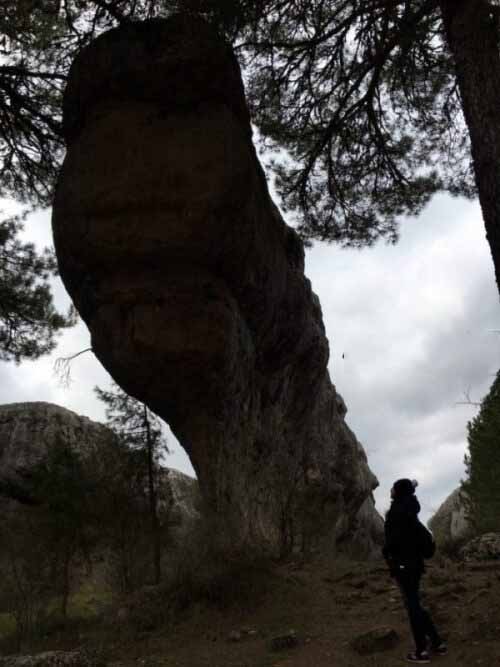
[0,402,198,533]
[52,16,379,553]
[157,467,201,542]
[428,487,471,545]
[0,401,113,502]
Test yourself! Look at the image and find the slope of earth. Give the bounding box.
[4,555,500,667]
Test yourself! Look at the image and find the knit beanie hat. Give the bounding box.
[393,478,418,498]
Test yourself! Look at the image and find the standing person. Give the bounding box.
[383,478,447,664]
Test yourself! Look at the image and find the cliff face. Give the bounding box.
[0,402,198,532]
[0,402,113,502]
[52,16,380,554]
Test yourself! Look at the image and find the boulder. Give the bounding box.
[460,532,500,561]
[52,16,379,555]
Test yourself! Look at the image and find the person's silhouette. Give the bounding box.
[383,478,447,664]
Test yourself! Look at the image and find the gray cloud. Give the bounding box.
[305,194,499,521]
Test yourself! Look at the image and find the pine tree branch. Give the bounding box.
[0,66,66,82]
[91,0,131,24]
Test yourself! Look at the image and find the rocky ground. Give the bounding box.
[2,552,500,667]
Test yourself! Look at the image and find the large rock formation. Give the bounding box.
[0,402,198,533]
[52,16,379,554]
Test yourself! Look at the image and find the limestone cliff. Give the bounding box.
[52,16,380,554]
[0,402,198,532]
[0,401,112,502]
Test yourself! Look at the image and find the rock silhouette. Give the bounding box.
[52,16,379,554]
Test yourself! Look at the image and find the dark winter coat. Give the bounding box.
[383,495,425,574]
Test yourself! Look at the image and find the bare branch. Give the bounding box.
[53,347,93,387]
[455,388,481,408]
[0,66,66,82]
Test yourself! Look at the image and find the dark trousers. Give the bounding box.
[396,568,441,653]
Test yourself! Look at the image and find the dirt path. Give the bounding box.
[100,558,500,667]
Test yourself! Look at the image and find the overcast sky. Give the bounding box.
[1,191,499,524]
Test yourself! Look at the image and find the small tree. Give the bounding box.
[27,443,98,618]
[0,505,54,649]
[0,442,98,644]
[461,370,500,534]
[95,383,168,585]
[90,438,155,593]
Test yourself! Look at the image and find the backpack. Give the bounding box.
[416,520,436,559]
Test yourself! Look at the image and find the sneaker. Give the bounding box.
[406,651,431,664]
[431,642,448,656]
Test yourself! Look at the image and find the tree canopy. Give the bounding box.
[2,0,500,290]
[0,212,75,362]
[95,382,167,454]
[0,0,249,205]
[243,0,475,245]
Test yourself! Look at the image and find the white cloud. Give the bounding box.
[305,194,500,521]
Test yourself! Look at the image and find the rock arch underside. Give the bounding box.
[52,15,381,556]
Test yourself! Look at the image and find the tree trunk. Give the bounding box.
[61,547,72,620]
[439,0,500,297]
[144,405,161,584]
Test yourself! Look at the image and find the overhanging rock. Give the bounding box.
[52,15,380,555]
